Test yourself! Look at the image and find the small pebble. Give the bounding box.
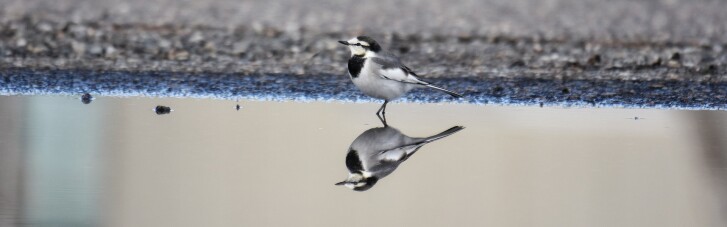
[667,60,681,68]
[81,93,93,104]
[706,64,718,73]
[155,105,172,115]
[651,57,662,66]
[510,60,526,67]
[587,54,601,65]
[16,39,27,47]
[670,52,681,61]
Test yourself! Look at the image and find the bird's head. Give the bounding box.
[335,172,379,191]
[338,36,382,57]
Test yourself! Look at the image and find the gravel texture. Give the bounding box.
[1,68,726,110]
[0,0,726,108]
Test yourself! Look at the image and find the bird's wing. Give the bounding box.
[371,53,430,85]
[377,143,426,162]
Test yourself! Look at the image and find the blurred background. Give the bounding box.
[3,0,727,38]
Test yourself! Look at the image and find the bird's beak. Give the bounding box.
[335,181,348,186]
[338,40,349,45]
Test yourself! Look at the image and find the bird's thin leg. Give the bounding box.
[375,101,385,116]
[377,114,387,127]
[376,101,389,127]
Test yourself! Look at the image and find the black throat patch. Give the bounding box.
[347,55,366,78]
[345,149,364,173]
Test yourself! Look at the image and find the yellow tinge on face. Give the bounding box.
[347,38,368,56]
[347,172,364,182]
[348,45,366,56]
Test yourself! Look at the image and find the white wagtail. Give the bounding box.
[335,125,464,191]
[339,36,462,124]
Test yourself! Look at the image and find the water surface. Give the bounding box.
[0,95,725,226]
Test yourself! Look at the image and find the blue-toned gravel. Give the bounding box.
[1,68,726,110]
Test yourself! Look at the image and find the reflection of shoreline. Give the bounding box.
[692,111,727,223]
[0,97,106,226]
[336,124,464,191]
[0,98,25,227]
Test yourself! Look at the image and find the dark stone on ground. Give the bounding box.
[81,93,92,104]
[155,105,172,115]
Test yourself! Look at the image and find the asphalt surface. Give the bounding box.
[0,0,726,108]
[1,68,726,110]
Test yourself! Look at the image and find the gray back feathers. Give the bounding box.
[370,52,404,69]
[371,52,419,77]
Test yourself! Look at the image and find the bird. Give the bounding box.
[339,36,462,125]
[335,124,465,191]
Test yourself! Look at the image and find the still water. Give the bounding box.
[0,95,726,227]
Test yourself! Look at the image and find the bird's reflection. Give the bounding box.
[335,124,464,191]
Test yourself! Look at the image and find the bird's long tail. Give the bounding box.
[426,84,463,98]
[399,126,465,160]
[424,126,465,143]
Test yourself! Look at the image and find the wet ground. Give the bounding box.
[1,69,726,110]
[1,95,726,227]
